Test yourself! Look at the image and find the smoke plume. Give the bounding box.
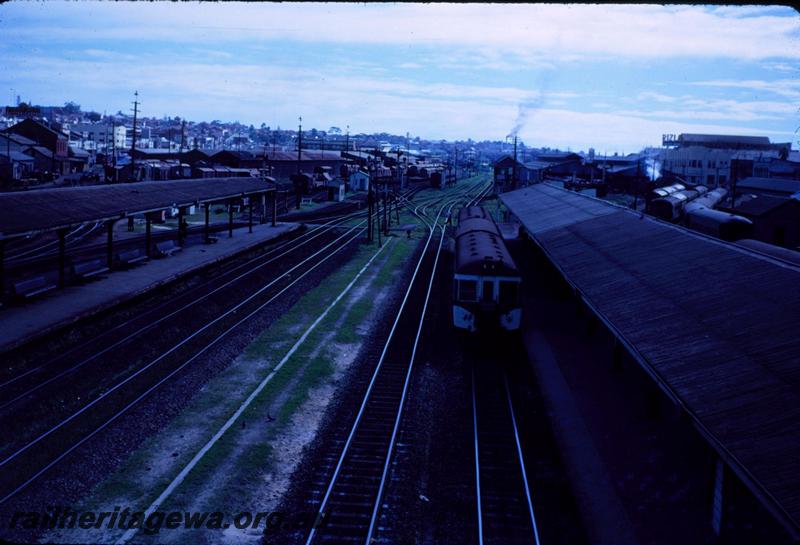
[507,87,547,139]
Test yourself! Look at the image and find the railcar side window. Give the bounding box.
[499,280,518,306]
[459,279,477,301]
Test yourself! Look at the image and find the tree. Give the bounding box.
[86,111,101,122]
[63,101,81,114]
[329,126,341,135]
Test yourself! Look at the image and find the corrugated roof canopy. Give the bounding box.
[0,177,275,238]
[679,133,771,145]
[737,177,800,195]
[263,150,344,162]
[501,183,800,536]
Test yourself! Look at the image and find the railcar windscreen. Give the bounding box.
[499,281,519,306]
[458,279,478,301]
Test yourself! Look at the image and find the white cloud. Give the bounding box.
[4,52,794,152]
[514,108,796,153]
[2,3,798,151]
[622,91,798,121]
[763,61,800,73]
[637,92,677,103]
[2,3,799,61]
[691,79,800,99]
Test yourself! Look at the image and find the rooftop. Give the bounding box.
[501,183,800,537]
[0,150,35,162]
[263,150,344,162]
[0,177,275,238]
[736,177,800,195]
[679,133,771,145]
[732,194,795,217]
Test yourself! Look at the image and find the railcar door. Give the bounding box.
[482,280,494,303]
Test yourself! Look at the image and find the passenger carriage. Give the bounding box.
[452,206,522,332]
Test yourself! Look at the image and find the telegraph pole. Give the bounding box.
[454,145,458,184]
[513,135,518,190]
[383,180,388,234]
[367,160,374,243]
[376,173,382,246]
[180,119,186,153]
[5,127,10,186]
[296,116,302,210]
[396,146,401,191]
[112,119,117,168]
[131,91,139,180]
[344,125,351,191]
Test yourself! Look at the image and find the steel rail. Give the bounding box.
[472,367,486,545]
[5,222,87,261]
[0,224,371,505]
[0,209,367,397]
[305,185,482,544]
[504,372,542,545]
[114,236,396,545]
[363,202,454,544]
[0,218,369,473]
[303,200,450,545]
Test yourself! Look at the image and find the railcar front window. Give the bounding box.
[499,281,518,306]
[459,279,477,302]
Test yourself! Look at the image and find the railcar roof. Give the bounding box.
[457,205,488,222]
[501,182,800,537]
[454,227,518,276]
[454,216,500,239]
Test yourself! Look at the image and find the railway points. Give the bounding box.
[5,5,797,544]
[3,170,793,545]
[4,177,494,540]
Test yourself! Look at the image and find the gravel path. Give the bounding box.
[0,231,360,544]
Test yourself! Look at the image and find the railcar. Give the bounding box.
[650,186,708,222]
[648,183,686,201]
[684,187,728,214]
[452,206,522,332]
[684,206,754,241]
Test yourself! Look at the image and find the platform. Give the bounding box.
[0,222,300,354]
[501,183,800,538]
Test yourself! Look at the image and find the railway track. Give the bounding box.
[2,221,250,279]
[0,211,378,505]
[471,361,540,545]
[0,211,364,407]
[288,183,489,545]
[4,221,103,263]
[275,180,580,545]
[0,180,493,537]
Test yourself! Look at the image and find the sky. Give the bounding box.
[1,2,799,153]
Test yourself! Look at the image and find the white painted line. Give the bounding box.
[116,238,393,544]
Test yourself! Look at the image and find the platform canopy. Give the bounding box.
[501,183,800,537]
[0,177,276,238]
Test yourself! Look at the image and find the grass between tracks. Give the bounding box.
[58,227,420,544]
[51,177,485,543]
